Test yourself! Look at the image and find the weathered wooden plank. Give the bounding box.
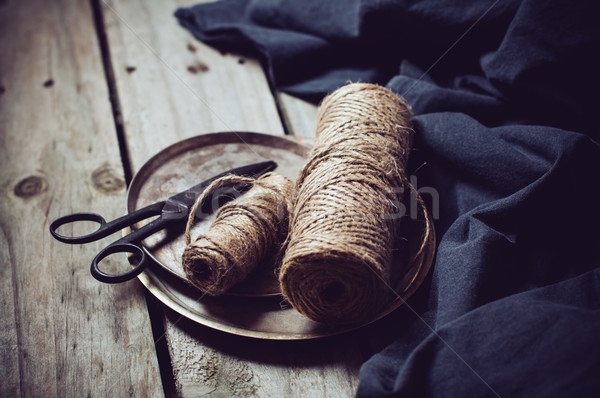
[101,0,285,173]
[162,311,363,398]
[101,0,363,396]
[276,92,318,140]
[0,0,163,396]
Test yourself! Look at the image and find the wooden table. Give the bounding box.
[1,1,410,396]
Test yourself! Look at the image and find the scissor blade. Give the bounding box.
[166,160,277,210]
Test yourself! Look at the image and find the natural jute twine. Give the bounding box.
[279,83,414,324]
[183,172,293,296]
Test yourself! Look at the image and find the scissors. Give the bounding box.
[49,160,277,284]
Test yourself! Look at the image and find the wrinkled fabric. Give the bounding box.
[175,1,600,396]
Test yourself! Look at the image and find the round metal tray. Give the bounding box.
[128,132,436,339]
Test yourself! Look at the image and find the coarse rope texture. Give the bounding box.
[279,82,415,324]
[183,172,293,296]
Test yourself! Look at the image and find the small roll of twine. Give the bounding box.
[183,172,293,296]
[279,83,414,324]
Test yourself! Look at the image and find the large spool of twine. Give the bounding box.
[279,83,414,324]
[183,172,293,295]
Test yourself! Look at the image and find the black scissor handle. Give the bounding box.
[50,212,108,244]
[49,202,166,245]
[90,242,147,283]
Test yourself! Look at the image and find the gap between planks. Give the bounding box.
[90,0,177,396]
[90,0,134,185]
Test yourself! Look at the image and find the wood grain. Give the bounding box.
[0,0,163,396]
[101,0,285,173]
[162,310,362,398]
[100,0,364,396]
[276,92,318,140]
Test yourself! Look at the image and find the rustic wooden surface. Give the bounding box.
[1,0,407,396]
[100,0,284,173]
[0,0,163,396]
[276,92,318,139]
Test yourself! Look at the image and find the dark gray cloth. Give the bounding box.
[175,1,600,396]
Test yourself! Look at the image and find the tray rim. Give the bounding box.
[128,132,436,340]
